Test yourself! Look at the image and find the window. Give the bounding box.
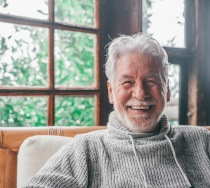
[1,0,209,127]
[143,0,185,48]
[142,0,190,125]
[0,0,100,127]
[166,64,180,125]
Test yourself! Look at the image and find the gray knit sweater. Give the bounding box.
[22,111,210,188]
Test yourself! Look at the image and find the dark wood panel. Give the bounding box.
[188,0,210,125]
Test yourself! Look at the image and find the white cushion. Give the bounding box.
[17,135,73,188]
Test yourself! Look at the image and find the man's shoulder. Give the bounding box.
[77,128,107,137]
[59,129,107,154]
[73,129,107,143]
[172,125,210,137]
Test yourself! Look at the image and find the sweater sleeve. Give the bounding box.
[207,130,210,159]
[21,138,89,188]
[200,127,210,159]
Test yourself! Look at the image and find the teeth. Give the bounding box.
[130,105,150,110]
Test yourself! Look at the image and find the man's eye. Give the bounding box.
[121,81,133,86]
[146,80,157,86]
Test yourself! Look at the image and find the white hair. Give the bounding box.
[105,33,169,84]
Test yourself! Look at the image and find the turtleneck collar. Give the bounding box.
[107,111,172,140]
[106,111,192,187]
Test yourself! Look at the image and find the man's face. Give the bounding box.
[107,53,170,133]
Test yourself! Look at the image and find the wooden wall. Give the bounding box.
[99,0,210,126]
[188,0,210,125]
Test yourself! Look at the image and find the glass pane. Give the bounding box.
[143,0,185,48]
[0,96,47,127]
[0,22,48,87]
[0,0,48,20]
[55,0,95,27]
[55,31,95,87]
[168,64,180,99]
[165,64,180,125]
[55,96,95,126]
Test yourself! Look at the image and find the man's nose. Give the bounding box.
[132,83,149,100]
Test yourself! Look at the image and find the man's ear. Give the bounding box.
[107,81,114,104]
[167,83,171,102]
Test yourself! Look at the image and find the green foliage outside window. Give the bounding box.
[0,97,47,127]
[55,97,95,126]
[55,0,95,26]
[0,0,96,127]
[55,31,95,87]
[0,23,48,87]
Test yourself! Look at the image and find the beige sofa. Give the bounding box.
[0,126,106,188]
[1,125,209,188]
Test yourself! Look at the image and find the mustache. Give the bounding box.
[126,98,156,106]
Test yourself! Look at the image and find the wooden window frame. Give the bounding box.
[99,0,210,126]
[0,0,101,126]
[1,0,210,127]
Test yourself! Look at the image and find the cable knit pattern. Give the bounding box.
[22,111,210,188]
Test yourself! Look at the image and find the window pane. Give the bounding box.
[143,0,185,48]
[0,96,47,127]
[55,0,95,27]
[0,22,48,87]
[165,64,180,125]
[168,64,180,99]
[55,96,95,126]
[55,31,95,87]
[0,0,48,20]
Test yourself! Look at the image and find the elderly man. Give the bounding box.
[22,33,210,188]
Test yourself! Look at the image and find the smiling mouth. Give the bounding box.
[127,105,154,110]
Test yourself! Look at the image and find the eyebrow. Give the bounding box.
[118,75,134,81]
[146,73,160,78]
[118,73,161,82]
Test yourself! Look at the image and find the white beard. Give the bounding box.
[115,108,162,133]
[111,88,167,133]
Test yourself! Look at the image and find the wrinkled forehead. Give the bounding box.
[116,52,163,68]
[115,52,168,81]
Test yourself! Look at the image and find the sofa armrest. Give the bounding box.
[0,126,106,188]
[17,135,73,187]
